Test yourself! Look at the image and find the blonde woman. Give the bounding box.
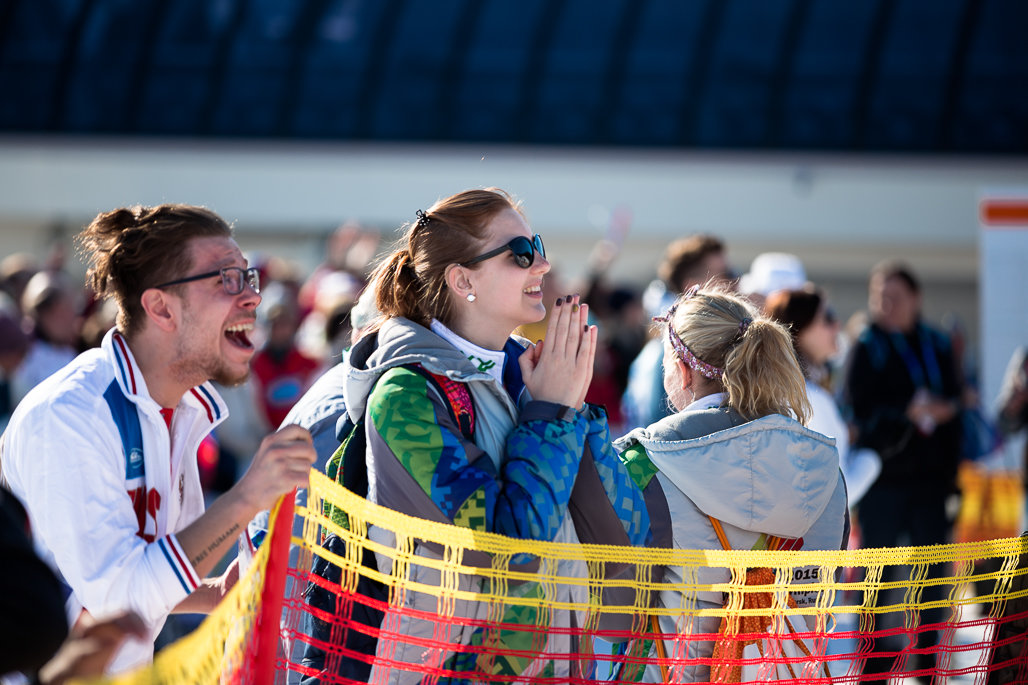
[602,284,849,682]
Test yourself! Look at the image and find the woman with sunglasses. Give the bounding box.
[590,283,848,682]
[336,188,633,682]
[765,285,881,507]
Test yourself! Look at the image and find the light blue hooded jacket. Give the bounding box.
[611,404,848,682]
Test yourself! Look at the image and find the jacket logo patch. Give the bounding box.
[126,448,144,479]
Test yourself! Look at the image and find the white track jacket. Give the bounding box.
[0,329,228,673]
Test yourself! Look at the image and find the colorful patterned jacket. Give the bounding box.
[341,317,646,683]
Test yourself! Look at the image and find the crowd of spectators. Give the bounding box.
[1,210,1024,682]
[0,222,1016,492]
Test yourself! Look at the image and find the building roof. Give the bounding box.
[1,0,1026,153]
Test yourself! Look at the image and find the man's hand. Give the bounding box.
[235,424,316,512]
[178,425,314,578]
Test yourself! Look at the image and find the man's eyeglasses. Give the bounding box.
[153,267,261,296]
[462,234,546,269]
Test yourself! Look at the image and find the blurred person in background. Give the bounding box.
[583,286,647,437]
[0,306,29,432]
[250,282,322,431]
[996,346,1028,485]
[622,234,730,429]
[576,211,647,437]
[296,220,378,360]
[765,284,881,507]
[320,294,356,363]
[296,270,363,363]
[11,270,82,403]
[0,253,40,317]
[298,220,379,315]
[737,252,807,310]
[841,260,962,680]
[78,297,119,350]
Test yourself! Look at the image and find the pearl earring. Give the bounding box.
[466,293,476,303]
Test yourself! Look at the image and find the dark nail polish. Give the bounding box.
[555,297,563,307]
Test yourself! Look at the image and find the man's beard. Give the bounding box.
[210,362,250,388]
[170,337,250,390]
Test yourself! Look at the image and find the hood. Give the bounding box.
[343,317,484,423]
[618,413,840,539]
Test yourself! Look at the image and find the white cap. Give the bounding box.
[738,252,806,297]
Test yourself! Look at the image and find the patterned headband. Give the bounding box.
[653,301,723,380]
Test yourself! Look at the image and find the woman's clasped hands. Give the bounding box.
[520,294,597,411]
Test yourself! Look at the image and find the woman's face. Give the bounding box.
[464,208,550,337]
[796,304,839,366]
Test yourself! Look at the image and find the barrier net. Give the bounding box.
[106,470,1027,684]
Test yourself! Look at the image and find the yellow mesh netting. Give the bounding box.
[80,496,289,685]
[94,471,1028,684]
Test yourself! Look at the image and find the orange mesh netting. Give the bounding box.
[100,471,1027,684]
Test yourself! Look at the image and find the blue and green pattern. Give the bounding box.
[367,367,585,543]
[434,582,549,682]
[366,366,592,679]
[583,409,651,546]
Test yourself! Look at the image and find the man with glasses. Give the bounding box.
[0,203,315,676]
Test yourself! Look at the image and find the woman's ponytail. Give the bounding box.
[723,317,811,424]
[666,283,811,424]
[369,248,426,326]
[367,188,521,330]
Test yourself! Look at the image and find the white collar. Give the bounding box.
[430,319,506,385]
[684,391,727,412]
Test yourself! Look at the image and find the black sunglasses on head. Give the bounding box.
[462,234,546,269]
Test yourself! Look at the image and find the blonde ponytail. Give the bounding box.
[723,318,811,423]
[666,283,811,424]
